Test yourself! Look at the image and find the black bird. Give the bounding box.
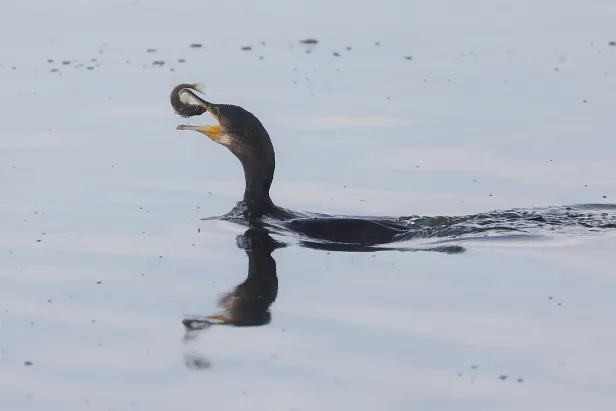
[171,83,425,247]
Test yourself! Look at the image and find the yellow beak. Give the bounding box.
[176,124,221,141]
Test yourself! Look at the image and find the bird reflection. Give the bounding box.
[297,239,465,254]
[182,226,285,370]
[182,225,463,335]
[180,224,464,370]
[183,223,465,338]
[183,226,286,332]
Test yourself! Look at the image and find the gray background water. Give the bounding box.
[1,0,616,410]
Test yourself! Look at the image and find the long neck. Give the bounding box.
[241,160,275,218]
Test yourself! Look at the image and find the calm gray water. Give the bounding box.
[1,0,616,410]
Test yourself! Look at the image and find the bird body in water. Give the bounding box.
[171,83,414,246]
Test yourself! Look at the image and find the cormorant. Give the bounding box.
[171,83,418,247]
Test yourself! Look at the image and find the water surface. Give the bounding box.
[1,0,616,410]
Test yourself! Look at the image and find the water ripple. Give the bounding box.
[396,204,616,241]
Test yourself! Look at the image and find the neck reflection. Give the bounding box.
[183,226,286,331]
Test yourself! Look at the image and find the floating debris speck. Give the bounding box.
[190,43,202,48]
[300,38,318,45]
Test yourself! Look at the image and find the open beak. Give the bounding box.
[176,89,221,141]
